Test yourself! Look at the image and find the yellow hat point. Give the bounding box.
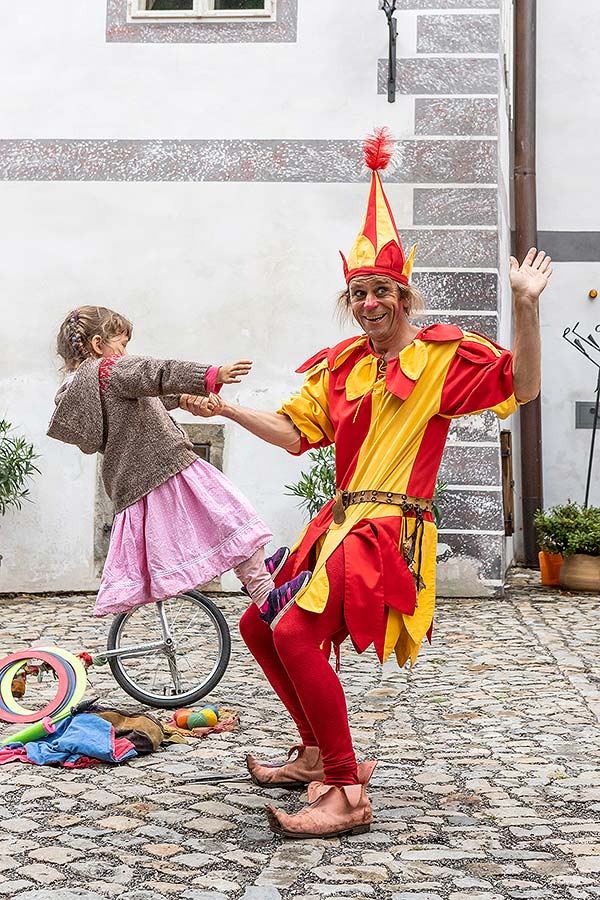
[402,244,417,283]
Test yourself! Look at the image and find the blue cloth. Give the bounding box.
[8,714,137,766]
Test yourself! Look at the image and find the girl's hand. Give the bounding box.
[180,393,226,417]
[179,394,215,417]
[206,393,226,415]
[216,360,253,384]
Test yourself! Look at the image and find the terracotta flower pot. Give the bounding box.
[559,554,600,593]
[538,550,563,586]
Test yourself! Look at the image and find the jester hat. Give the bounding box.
[341,127,416,286]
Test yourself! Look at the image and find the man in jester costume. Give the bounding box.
[184,128,552,838]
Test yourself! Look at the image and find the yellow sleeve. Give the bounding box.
[277,359,335,454]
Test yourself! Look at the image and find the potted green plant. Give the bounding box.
[534,503,600,591]
[533,503,571,585]
[0,421,40,566]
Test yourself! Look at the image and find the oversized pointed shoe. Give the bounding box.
[265,780,372,839]
[246,744,325,788]
[307,759,378,803]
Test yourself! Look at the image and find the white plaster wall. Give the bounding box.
[539,264,600,510]
[537,0,600,511]
[496,3,520,565]
[0,0,509,594]
[537,0,600,230]
[0,179,413,592]
[0,1,414,140]
[0,1,423,592]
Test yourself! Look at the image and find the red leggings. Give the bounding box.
[239,545,359,786]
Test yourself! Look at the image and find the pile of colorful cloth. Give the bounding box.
[0,707,163,768]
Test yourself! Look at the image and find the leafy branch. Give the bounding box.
[285,446,337,521]
[0,421,40,516]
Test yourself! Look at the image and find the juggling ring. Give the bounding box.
[0,647,87,724]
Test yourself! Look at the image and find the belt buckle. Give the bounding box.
[332,490,348,525]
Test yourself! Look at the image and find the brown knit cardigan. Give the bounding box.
[47,355,210,513]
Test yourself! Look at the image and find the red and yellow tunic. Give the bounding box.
[277,324,519,668]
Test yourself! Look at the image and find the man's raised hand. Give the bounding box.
[216,360,253,384]
[509,248,553,303]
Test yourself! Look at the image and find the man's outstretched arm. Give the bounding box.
[510,247,552,403]
[179,394,302,453]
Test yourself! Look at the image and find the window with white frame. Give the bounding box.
[128,0,275,21]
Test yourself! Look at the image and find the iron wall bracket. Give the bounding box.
[380,0,398,103]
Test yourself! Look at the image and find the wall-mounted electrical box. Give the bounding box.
[575,401,600,429]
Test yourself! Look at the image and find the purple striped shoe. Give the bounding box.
[259,570,312,630]
[265,546,290,578]
[241,547,290,597]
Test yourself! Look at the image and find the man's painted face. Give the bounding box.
[349,275,407,345]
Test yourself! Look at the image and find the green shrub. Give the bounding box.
[0,421,40,516]
[285,444,448,525]
[534,502,600,557]
[285,446,336,521]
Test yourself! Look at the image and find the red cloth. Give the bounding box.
[275,505,420,661]
[0,732,135,768]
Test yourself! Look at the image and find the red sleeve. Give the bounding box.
[295,347,330,374]
[439,337,517,419]
[204,366,223,395]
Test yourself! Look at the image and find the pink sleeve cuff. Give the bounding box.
[205,366,223,394]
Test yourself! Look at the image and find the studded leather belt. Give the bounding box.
[332,489,433,525]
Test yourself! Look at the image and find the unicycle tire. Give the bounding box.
[106,590,231,709]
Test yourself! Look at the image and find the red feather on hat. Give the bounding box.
[362,126,394,172]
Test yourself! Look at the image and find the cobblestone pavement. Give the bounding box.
[1,569,600,900]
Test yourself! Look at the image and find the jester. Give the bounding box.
[183,127,552,838]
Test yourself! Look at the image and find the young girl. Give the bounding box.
[47,306,310,624]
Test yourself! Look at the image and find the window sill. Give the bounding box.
[107,0,296,43]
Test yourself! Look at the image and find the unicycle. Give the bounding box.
[99,590,231,709]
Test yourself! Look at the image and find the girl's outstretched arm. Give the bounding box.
[161,395,181,411]
[180,393,301,453]
[105,356,211,399]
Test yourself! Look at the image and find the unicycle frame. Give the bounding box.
[102,591,231,708]
[96,601,176,662]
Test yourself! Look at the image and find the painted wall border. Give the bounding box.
[0,138,496,184]
[106,0,297,43]
[537,231,600,263]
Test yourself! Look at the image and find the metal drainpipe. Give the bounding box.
[513,0,543,567]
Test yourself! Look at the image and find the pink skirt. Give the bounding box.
[94,458,273,617]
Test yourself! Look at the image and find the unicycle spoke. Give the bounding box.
[165,654,182,693]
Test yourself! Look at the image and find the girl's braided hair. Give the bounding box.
[56,306,133,372]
